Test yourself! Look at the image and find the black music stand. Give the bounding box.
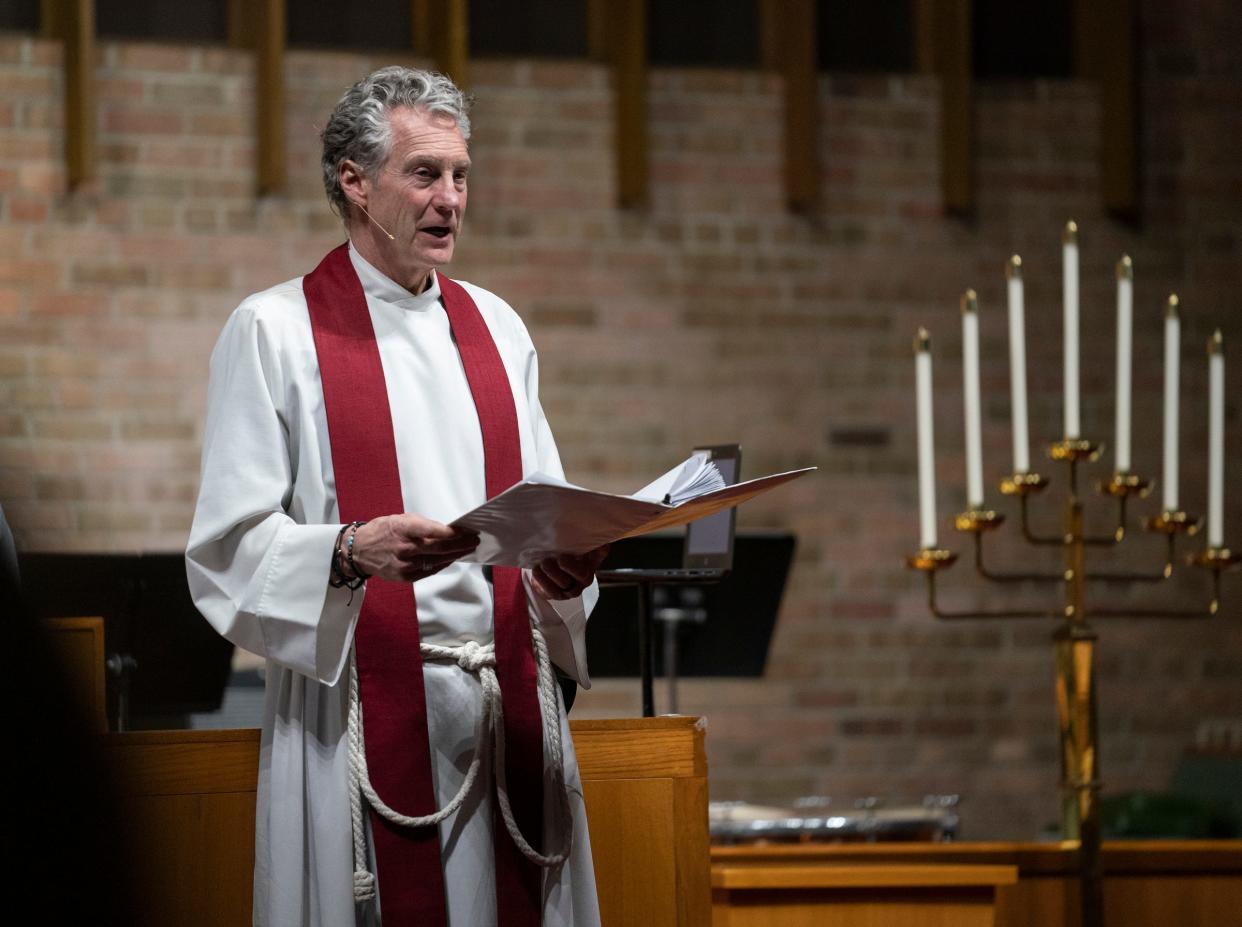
[18,551,234,730]
[592,532,796,716]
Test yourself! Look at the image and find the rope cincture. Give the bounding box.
[347,622,572,904]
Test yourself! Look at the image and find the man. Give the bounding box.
[187,67,605,927]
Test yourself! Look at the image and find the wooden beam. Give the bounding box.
[586,0,609,62]
[757,0,783,70]
[411,0,469,86]
[39,0,63,38]
[44,0,96,189]
[933,0,973,214]
[255,0,285,196]
[1072,0,1098,81]
[613,0,647,208]
[912,0,937,74]
[1096,0,1138,219]
[776,0,819,214]
[412,0,432,56]
[226,0,257,49]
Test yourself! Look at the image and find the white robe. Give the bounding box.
[186,244,601,927]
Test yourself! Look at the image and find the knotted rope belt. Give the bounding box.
[347,619,572,902]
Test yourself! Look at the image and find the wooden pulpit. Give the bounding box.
[102,716,712,926]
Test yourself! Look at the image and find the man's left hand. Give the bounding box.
[530,546,610,601]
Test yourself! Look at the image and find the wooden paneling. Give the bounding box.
[712,842,1242,927]
[102,717,712,926]
[575,716,712,925]
[712,863,1014,927]
[105,730,260,927]
[584,778,679,923]
[43,616,107,731]
[572,715,707,778]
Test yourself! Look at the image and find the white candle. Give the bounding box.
[1114,256,1134,473]
[1162,295,1181,512]
[1063,220,1081,439]
[1208,330,1225,548]
[915,328,938,549]
[962,290,984,509]
[1007,256,1030,474]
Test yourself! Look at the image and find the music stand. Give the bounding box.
[598,445,759,716]
[18,552,234,730]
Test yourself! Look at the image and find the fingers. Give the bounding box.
[531,547,608,600]
[348,513,478,583]
[530,564,573,600]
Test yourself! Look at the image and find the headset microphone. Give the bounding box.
[358,203,395,240]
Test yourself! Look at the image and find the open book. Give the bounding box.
[452,454,815,567]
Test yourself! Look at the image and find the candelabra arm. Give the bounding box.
[1082,494,1128,547]
[1020,493,1065,546]
[1088,552,1235,616]
[1086,534,1176,583]
[927,569,1055,620]
[973,530,1063,584]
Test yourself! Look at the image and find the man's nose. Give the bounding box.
[432,177,462,209]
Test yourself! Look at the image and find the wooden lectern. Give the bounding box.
[102,716,712,926]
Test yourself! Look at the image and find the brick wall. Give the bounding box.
[2,4,1239,839]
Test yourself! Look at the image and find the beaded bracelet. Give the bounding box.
[329,521,368,594]
[328,523,357,590]
[345,521,371,581]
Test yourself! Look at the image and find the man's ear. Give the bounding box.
[339,160,366,209]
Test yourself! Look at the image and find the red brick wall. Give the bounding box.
[1,6,1239,839]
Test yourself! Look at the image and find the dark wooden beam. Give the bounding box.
[1086,0,1138,219]
[1071,0,1098,81]
[612,0,647,208]
[412,0,432,56]
[933,0,973,214]
[412,0,470,86]
[42,0,96,189]
[226,0,257,49]
[774,0,819,213]
[255,0,285,196]
[757,0,782,70]
[586,0,609,62]
[912,0,937,74]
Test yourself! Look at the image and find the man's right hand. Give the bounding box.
[345,514,480,583]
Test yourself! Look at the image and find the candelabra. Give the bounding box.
[905,226,1237,927]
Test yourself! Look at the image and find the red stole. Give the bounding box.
[304,244,545,927]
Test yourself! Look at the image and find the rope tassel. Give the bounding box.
[348,623,572,903]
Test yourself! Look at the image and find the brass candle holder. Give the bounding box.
[905,440,1238,927]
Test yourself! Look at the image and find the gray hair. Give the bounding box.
[320,66,472,219]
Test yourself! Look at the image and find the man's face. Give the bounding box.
[356,106,470,290]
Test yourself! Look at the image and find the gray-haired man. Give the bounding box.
[187,67,604,927]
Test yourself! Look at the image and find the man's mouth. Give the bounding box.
[419,226,452,239]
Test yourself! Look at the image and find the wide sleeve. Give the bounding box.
[516,338,598,689]
[185,300,362,686]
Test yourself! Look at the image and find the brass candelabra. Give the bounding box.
[906,443,1238,927]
